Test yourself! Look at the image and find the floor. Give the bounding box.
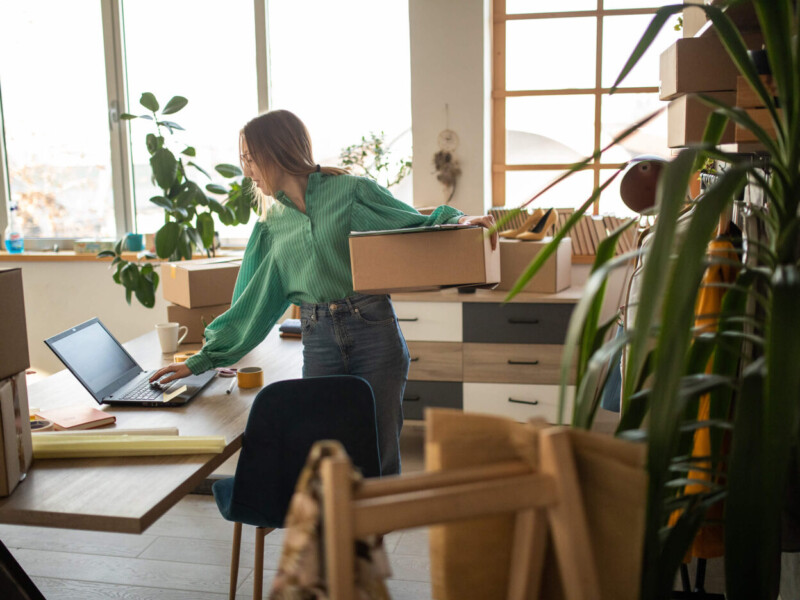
[1,416,731,599]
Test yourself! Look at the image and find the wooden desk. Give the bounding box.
[0,328,303,534]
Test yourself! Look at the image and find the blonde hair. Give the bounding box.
[242,109,348,219]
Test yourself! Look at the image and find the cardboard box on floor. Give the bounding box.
[160,258,241,309]
[0,268,30,381]
[349,226,500,294]
[166,303,231,344]
[0,371,33,497]
[667,92,736,148]
[496,237,572,294]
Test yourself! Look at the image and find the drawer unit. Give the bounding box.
[393,301,462,342]
[407,342,463,382]
[463,382,575,424]
[463,302,574,344]
[403,381,463,420]
[463,343,574,385]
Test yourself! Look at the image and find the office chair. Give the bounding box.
[212,375,382,600]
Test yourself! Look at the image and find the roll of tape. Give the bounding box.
[174,351,199,363]
[237,366,264,389]
[30,419,54,432]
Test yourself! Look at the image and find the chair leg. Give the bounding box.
[253,527,274,600]
[229,521,242,600]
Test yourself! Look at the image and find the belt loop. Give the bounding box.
[344,296,355,314]
[312,304,318,321]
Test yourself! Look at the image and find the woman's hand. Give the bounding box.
[458,214,498,250]
[149,363,193,385]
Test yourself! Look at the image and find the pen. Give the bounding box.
[225,378,237,395]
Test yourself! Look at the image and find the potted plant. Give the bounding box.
[504,2,798,598]
[99,92,257,307]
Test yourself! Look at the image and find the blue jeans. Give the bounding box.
[300,293,410,475]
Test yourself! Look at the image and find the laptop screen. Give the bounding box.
[47,319,140,397]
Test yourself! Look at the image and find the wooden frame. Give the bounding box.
[320,428,603,600]
[490,1,666,213]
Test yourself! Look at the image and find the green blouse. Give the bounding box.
[185,173,464,374]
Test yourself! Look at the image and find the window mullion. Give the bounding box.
[102,0,134,238]
[0,83,9,239]
[254,0,271,114]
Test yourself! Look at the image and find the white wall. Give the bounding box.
[409,0,490,217]
[6,261,168,376]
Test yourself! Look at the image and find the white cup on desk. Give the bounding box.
[155,322,188,354]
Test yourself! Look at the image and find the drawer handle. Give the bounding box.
[409,357,420,362]
[507,318,540,325]
[507,360,539,366]
[508,397,539,406]
[404,396,421,402]
[398,317,419,322]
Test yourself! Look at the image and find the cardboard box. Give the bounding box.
[659,37,740,100]
[160,258,241,309]
[667,92,736,148]
[735,108,780,142]
[0,372,33,497]
[495,237,572,294]
[349,226,500,294]
[736,74,778,109]
[0,268,30,381]
[166,303,231,343]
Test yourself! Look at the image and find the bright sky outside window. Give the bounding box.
[0,2,114,239]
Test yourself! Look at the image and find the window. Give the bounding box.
[492,0,680,215]
[0,1,115,241]
[0,1,412,246]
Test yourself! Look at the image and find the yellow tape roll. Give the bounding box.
[237,367,264,389]
[174,351,198,363]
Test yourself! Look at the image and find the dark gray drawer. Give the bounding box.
[403,381,462,420]
[463,302,574,344]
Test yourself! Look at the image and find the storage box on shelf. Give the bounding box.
[667,92,736,148]
[394,287,583,423]
[0,268,30,381]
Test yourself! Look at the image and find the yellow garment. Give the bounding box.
[669,238,738,559]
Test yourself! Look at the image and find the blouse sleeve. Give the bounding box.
[185,223,290,375]
[351,176,464,232]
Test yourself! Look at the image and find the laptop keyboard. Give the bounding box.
[125,378,164,401]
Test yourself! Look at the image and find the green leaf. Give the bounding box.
[215,163,243,178]
[181,146,196,157]
[205,183,228,195]
[150,148,178,190]
[218,205,235,226]
[134,277,156,308]
[158,120,185,132]
[114,239,123,255]
[155,221,181,258]
[119,113,137,120]
[235,195,251,224]
[125,287,133,305]
[161,95,188,115]
[96,250,116,258]
[139,92,159,112]
[149,195,173,210]
[196,212,215,249]
[178,229,193,260]
[207,198,225,213]
[146,134,164,155]
[188,161,211,180]
[120,263,140,289]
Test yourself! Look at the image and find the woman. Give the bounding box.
[151,109,496,475]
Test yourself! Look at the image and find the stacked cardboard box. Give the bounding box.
[160,258,240,343]
[0,268,33,497]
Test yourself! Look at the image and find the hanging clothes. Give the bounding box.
[669,236,739,559]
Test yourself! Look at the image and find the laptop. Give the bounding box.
[45,318,216,407]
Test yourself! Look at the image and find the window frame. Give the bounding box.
[0,0,271,250]
[491,0,668,213]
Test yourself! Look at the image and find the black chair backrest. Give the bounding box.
[231,375,381,527]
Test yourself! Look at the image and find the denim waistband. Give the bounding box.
[300,293,389,317]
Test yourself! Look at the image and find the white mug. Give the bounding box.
[155,322,188,354]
